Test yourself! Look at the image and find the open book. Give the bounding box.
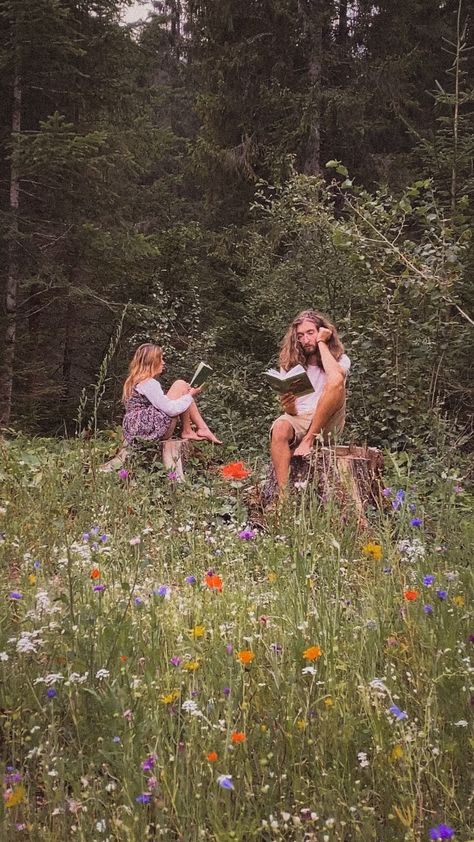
[190,361,213,387]
[263,364,314,395]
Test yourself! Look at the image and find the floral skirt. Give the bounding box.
[123,403,173,445]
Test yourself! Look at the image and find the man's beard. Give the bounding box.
[302,343,318,359]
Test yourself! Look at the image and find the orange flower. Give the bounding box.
[404,589,418,601]
[206,751,218,762]
[204,573,223,592]
[237,650,255,665]
[230,731,246,744]
[219,461,251,480]
[120,655,128,663]
[303,645,322,661]
[90,568,101,579]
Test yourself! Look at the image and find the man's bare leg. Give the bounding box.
[293,381,345,457]
[270,418,296,490]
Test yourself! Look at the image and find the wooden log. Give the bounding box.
[247,444,384,523]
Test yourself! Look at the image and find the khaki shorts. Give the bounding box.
[270,405,346,447]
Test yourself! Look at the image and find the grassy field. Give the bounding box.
[0,435,472,841]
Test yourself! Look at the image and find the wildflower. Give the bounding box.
[90,567,101,580]
[204,572,223,592]
[238,527,256,540]
[33,560,41,569]
[160,690,180,704]
[4,785,26,808]
[404,589,418,601]
[217,774,234,790]
[189,625,205,639]
[382,487,392,497]
[436,590,447,601]
[141,754,157,772]
[268,571,278,584]
[112,736,121,743]
[362,542,382,561]
[219,462,251,480]
[170,656,182,667]
[153,585,169,598]
[0,652,8,661]
[206,751,218,762]
[134,596,144,606]
[135,793,151,804]
[302,666,317,676]
[225,643,233,655]
[392,489,406,510]
[95,668,110,681]
[185,575,197,585]
[167,471,178,481]
[422,574,435,586]
[391,745,404,761]
[237,650,255,665]
[182,660,200,671]
[357,751,369,768]
[296,719,307,730]
[429,825,455,840]
[453,484,463,493]
[324,696,334,707]
[28,574,36,585]
[410,517,423,527]
[129,536,141,546]
[223,687,231,697]
[230,731,246,744]
[452,595,464,607]
[423,604,434,615]
[46,688,57,699]
[303,645,322,661]
[93,584,106,592]
[117,468,129,479]
[389,704,408,721]
[9,591,22,600]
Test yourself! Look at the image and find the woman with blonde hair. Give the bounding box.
[122,343,221,447]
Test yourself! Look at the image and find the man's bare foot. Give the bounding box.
[195,427,223,444]
[293,437,313,457]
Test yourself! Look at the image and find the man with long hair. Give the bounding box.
[270,310,350,489]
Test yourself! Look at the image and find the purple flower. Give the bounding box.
[223,687,231,697]
[382,487,392,497]
[423,575,435,586]
[423,604,434,615]
[4,771,22,785]
[225,644,233,655]
[118,468,129,479]
[436,590,448,601]
[429,824,455,840]
[453,485,463,493]
[82,533,90,542]
[185,575,197,585]
[469,634,474,644]
[100,534,108,543]
[392,490,406,510]
[141,754,157,772]
[93,584,106,592]
[383,566,392,574]
[134,596,144,606]
[409,503,417,512]
[33,560,41,570]
[238,528,256,540]
[217,774,234,790]
[167,471,178,481]
[46,687,57,699]
[135,793,151,804]
[270,642,282,654]
[9,591,23,600]
[411,518,423,527]
[112,736,121,743]
[154,585,169,598]
[389,704,408,721]
[91,527,100,535]
[170,656,182,667]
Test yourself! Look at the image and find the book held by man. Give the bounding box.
[190,361,213,387]
[263,364,314,395]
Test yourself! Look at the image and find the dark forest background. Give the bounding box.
[1,0,473,453]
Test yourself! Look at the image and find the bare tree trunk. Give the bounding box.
[299,1,323,176]
[0,46,21,429]
[338,0,348,44]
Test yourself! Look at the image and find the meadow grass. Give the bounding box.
[0,435,472,841]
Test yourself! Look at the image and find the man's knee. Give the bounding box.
[271,418,295,444]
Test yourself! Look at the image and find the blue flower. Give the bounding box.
[134,597,144,606]
[9,591,23,600]
[429,824,455,840]
[423,575,435,586]
[185,575,197,585]
[392,490,406,510]
[411,517,423,527]
[112,736,121,743]
[33,560,41,570]
[436,590,448,601]
[217,774,234,790]
[93,584,106,593]
[423,604,434,615]
[135,793,151,804]
[46,688,57,699]
[389,704,408,721]
[153,585,169,598]
[238,528,256,540]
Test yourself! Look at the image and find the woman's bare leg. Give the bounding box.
[166,380,222,444]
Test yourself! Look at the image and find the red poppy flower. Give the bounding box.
[204,573,223,592]
[219,461,251,480]
[404,589,418,601]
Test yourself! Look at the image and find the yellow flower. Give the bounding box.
[303,645,322,661]
[5,785,26,808]
[323,696,334,707]
[268,572,278,584]
[189,625,205,639]
[28,574,37,586]
[362,542,382,561]
[296,719,307,730]
[183,660,200,671]
[160,689,180,705]
[453,595,465,607]
[391,745,404,761]
[260,724,268,732]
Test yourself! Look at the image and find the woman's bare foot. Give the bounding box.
[180,430,203,441]
[195,427,223,444]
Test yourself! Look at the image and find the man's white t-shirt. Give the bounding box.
[294,354,351,414]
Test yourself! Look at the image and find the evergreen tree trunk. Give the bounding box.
[299,1,323,176]
[0,44,21,429]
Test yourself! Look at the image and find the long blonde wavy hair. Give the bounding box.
[122,343,163,403]
[279,310,345,371]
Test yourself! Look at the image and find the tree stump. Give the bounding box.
[247,444,384,524]
[99,439,193,479]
